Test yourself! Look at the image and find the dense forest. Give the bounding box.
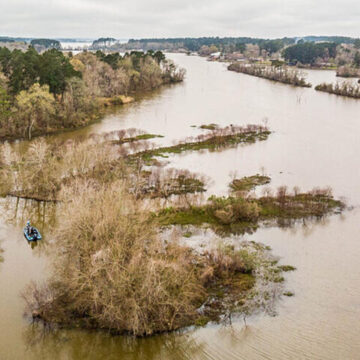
[122,37,296,53]
[282,42,337,65]
[0,47,185,140]
[30,39,61,50]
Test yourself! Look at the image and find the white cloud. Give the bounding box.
[0,0,359,38]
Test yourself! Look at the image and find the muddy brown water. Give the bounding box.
[1,54,360,359]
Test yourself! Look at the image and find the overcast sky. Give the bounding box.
[1,0,360,39]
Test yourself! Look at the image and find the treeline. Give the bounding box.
[0,48,185,140]
[123,37,295,53]
[116,36,360,55]
[299,36,355,44]
[282,42,337,65]
[30,39,61,50]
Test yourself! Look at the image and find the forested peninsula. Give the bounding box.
[0,48,184,140]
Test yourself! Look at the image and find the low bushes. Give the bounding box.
[315,81,360,98]
[230,174,271,193]
[22,182,274,336]
[157,181,344,232]
[228,63,312,87]
[336,65,360,78]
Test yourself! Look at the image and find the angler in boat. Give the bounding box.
[24,220,42,241]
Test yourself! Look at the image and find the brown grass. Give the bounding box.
[22,180,282,336]
[23,182,206,336]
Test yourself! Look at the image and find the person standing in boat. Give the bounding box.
[26,220,34,236]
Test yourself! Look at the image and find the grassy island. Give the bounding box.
[315,81,360,98]
[157,182,343,234]
[130,125,270,164]
[230,174,271,192]
[228,63,312,87]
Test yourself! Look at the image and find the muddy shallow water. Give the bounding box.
[1,54,360,359]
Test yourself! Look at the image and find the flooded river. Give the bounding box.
[1,54,360,359]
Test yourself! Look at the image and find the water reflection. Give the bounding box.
[23,322,204,360]
[2,196,57,231]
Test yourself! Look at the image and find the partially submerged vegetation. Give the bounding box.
[199,124,218,130]
[108,129,164,145]
[336,65,360,78]
[230,174,271,193]
[157,185,343,234]
[0,124,344,337]
[0,125,267,202]
[228,63,311,87]
[0,133,206,202]
[22,182,288,336]
[131,125,270,164]
[315,81,360,98]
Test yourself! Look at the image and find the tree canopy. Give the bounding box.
[30,39,61,49]
[0,47,81,95]
[282,42,337,64]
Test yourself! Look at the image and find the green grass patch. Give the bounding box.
[230,174,271,192]
[278,265,296,272]
[199,123,218,130]
[155,188,344,234]
[113,133,164,145]
[130,129,271,163]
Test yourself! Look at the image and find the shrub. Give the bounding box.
[23,182,206,336]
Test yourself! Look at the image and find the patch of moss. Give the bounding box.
[273,276,285,283]
[156,190,343,235]
[278,265,296,272]
[135,134,164,140]
[230,174,271,192]
[258,193,344,219]
[194,315,210,327]
[199,124,218,130]
[157,206,216,226]
[130,130,271,162]
[203,273,256,321]
[113,133,164,145]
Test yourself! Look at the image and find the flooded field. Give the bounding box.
[1,54,360,359]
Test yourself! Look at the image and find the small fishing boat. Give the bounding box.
[23,222,42,241]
